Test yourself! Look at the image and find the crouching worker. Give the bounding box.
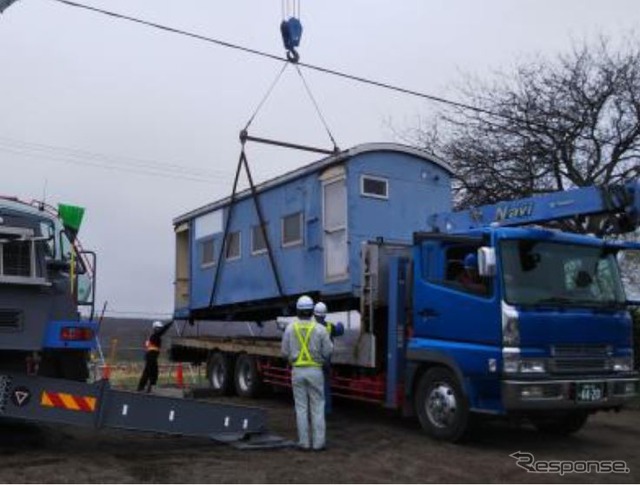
[313,302,344,415]
[137,320,174,393]
[281,295,333,451]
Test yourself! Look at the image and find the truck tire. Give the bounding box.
[415,367,470,442]
[234,354,262,398]
[206,352,233,395]
[531,411,589,435]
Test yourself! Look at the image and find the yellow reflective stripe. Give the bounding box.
[59,393,81,411]
[293,322,320,367]
[41,393,54,407]
[293,323,312,364]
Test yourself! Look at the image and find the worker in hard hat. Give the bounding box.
[313,302,344,415]
[281,295,333,451]
[137,320,174,393]
[458,253,487,294]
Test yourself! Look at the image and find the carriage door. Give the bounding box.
[174,222,190,310]
[321,167,348,282]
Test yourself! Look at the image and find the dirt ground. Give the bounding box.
[0,392,639,484]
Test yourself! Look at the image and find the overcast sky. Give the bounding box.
[1,0,638,318]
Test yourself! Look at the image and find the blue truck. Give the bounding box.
[169,143,639,441]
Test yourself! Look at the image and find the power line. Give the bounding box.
[0,135,229,178]
[0,135,233,184]
[48,0,507,120]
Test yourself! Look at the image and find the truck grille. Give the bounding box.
[550,344,611,374]
[0,310,22,330]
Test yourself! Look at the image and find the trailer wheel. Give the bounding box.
[234,354,262,398]
[531,411,589,435]
[415,367,469,442]
[206,352,233,395]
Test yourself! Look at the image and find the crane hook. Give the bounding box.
[280,17,303,63]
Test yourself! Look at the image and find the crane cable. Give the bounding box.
[38,0,595,140]
[293,63,339,152]
[46,0,505,121]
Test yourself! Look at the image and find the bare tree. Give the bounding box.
[405,37,640,234]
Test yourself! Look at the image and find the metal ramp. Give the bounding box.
[0,372,281,444]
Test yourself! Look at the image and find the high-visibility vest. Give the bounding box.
[145,339,160,352]
[292,321,322,367]
[326,321,335,336]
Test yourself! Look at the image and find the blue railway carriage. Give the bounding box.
[173,143,453,321]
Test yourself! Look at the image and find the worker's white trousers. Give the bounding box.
[291,366,326,449]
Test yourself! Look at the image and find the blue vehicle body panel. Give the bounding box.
[407,337,503,412]
[516,310,632,349]
[42,320,98,350]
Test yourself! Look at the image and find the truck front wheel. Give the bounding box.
[206,352,233,395]
[415,367,470,442]
[531,411,589,435]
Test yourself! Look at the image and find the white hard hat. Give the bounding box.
[152,320,164,330]
[314,302,327,317]
[296,295,314,311]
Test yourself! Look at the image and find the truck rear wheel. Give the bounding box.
[415,367,470,442]
[234,354,262,398]
[531,411,589,435]
[206,352,233,395]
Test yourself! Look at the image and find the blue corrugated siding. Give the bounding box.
[187,149,452,312]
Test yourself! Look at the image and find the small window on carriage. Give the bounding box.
[361,175,388,200]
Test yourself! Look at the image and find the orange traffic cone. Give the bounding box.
[101,363,111,380]
[176,363,184,388]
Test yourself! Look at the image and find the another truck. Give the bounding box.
[169,143,639,441]
[0,196,271,442]
[0,197,97,380]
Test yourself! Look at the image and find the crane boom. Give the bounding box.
[428,180,640,235]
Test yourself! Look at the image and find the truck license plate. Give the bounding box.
[576,383,603,402]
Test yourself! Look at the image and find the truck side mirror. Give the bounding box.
[477,247,496,277]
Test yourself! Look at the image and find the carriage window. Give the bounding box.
[361,175,388,199]
[252,224,268,255]
[282,212,303,247]
[200,239,215,267]
[225,231,241,261]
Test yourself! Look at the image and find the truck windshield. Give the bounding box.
[500,240,626,307]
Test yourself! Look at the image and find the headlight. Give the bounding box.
[503,348,520,373]
[502,302,520,347]
[503,349,547,374]
[519,359,546,373]
[611,356,633,372]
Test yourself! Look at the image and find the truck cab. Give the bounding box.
[409,227,638,440]
[0,198,96,380]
